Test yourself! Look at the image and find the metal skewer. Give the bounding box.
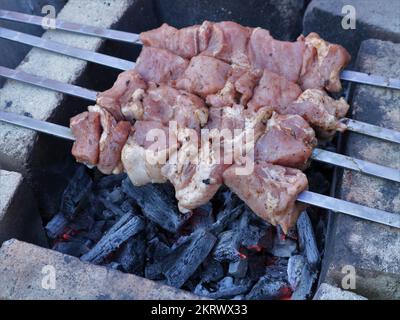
[1,65,399,145]
[0,111,398,229]
[1,9,400,90]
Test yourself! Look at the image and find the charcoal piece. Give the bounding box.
[145,262,165,280]
[53,239,90,257]
[246,275,290,300]
[81,213,145,264]
[229,260,248,279]
[297,211,320,269]
[146,237,171,263]
[45,212,69,239]
[70,210,95,232]
[287,255,306,290]
[83,220,106,242]
[162,229,217,288]
[195,277,252,299]
[94,173,126,190]
[107,188,124,204]
[122,179,189,233]
[60,166,93,219]
[270,233,297,258]
[120,200,134,213]
[209,201,244,234]
[200,258,225,283]
[101,209,115,220]
[98,196,126,217]
[247,255,267,281]
[212,230,241,262]
[115,234,146,274]
[188,202,214,231]
[290,263,317,300]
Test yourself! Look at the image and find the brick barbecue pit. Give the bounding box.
[0,0,399,300]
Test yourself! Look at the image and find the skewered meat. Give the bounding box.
[88,105,131,175]
[70,111,101,166]
[255,113,317,170]
[175,55,231,97]
[122,120,178,186]
[97,69,147,121]
[135,46,189,84]
[201,21,252,67]
[281,89,349,134]
[141,84,208,132]
[140,22,212,59]
[247,69,303,113]
[162,127,229,212]
[70,21,352,233]
[140,21,350,92]
[223,162,308,233]
[248,28,305,83]
[299,33,351,92]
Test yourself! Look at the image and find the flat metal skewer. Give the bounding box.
[1,9,400,90]
[0,111,398,229]
[1,65,399,144]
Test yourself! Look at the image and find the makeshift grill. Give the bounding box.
[0,8,399,299]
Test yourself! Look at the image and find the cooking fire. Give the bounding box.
[0,0,398,302]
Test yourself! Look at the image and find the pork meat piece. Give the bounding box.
[201,21,252,67]
[206,66,262,108]
[141,84,208,132]
[135,47,189,84]
[162,128,230,213]
[122,120,178,186]
[223,162,308,234]
[88,105,131,175]
[175,55,231,97]
[140,22,212,59]
[281,89,350,135]
[97,70,147,121]
[247,69,302,113]
[299,33,351,92]
[255,113,317,170]
[248,28,305,83]
[70,111,101,166]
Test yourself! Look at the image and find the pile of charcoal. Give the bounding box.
[45,166,320,300]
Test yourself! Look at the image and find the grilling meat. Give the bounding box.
[70,111,101,166]
[223,162,308,233]
[97,69,147,121]
[140,21,350,92]
[135,46,189,84]
[175,55,231,97]
[299,33,351,93]
[141,84,208,132]
[122,120,178,186]
[255,113,317,170]
[247,69,303,113]
[70,21,353,233]
[88,105,131,175]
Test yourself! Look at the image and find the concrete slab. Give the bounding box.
[313,283,367,300]
[320,39,400,300]
[0,0,134,174]
[303,0,400,64]
[0,239,203,300]
[0,170,47,246]
[155,0,306,40]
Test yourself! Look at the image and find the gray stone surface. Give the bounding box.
[313,283,367,300]
[0,0,134,175]
[320,39,400,300]
[0,239,204,300]
[304,0,400,64]
[0,170,47,246]
[155,0,306,40]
